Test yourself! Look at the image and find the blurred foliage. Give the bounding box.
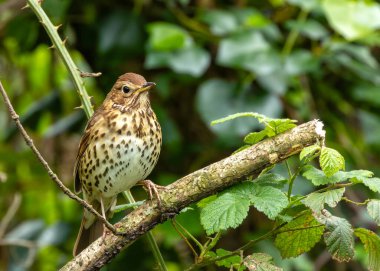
[0,0,380,270]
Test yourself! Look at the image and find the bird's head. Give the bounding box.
[106,73,156,107]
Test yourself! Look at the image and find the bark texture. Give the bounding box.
[61,120,325,271]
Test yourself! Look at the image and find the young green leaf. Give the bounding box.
[200,183,254,235]
[215,249,242,269]
[244,253,282,271]
[264,119,297,137]
[340,169,373,180]
[210,112,266,126]
[302,166,346,186]
[197,195,217,208]
[322,212,354,262]
[244,130,267,144]
[304,188,345,213]
[274,211,324,258]
[300,144,321,162]
[367,199,380,226]
[319,147,345,177]
[354,228,380,271]
[249,185,288,220]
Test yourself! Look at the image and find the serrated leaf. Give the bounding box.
[197,195,217,208]
[211,112,266,126]
[300,144,321,162]
[275,211,324,258]
[254,173,287,189]
[360,177,380,193]
[244,130,267,144]
[304,188,345,212]
[264,119,297,137]
[367,200,380,226]
[302,166,347,186]
[354,228,380,271]
[322,212,354,262]
[200,182,253,235]
[320,147,345,177]
[244,253,282,271]
[215,248,242,268]
[340,169,373,179]
[250,185,288,219]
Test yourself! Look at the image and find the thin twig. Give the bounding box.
[0,80,119,236]
[79,70,102,78]
[0,193,21,238]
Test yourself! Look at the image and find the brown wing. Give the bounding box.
[73,110,104,193]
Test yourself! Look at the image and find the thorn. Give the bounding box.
[79,70,102,78]
[38,0,44,5]
[48,44,55,49]
[21,4,29,9]
[62,37,68,45]
[74,105,84,110]
[55,24,62,31]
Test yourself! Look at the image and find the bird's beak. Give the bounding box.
[136,82,156,94]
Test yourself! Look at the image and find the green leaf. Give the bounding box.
[275,211,324,258]
[304,188,345,213]
[250,185,288,219]
[322,0,380,40]
[147,22,190,51]
[300,144,321,162]
[244,130,267,144]
[168,46,210,77]
[321,211,354,262]
[200,10,238,36]
[197,195,217,208]
[254,173,287,189]
[354,228,380,271]
[302,166,346,186]
[217,30,270,69]
[244,253,282,271]
[319,147,345,177]
[264,119,297,137]
[211,112,267,126]
[287,19,328,40]
[367,200,380,226]
[200,183,253,235]
[360,177,380,193]
[215,248,242,268]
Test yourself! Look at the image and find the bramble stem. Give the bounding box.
[26,0,94,118]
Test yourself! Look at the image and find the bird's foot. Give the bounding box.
[138,179,166,207]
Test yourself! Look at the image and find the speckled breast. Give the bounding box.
[80,107,162,199]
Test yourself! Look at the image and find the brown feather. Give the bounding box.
[117,73,146,86]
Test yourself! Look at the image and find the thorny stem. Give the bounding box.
[26,0,94,118]
[123,191,168,271]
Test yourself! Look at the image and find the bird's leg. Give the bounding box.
[100,198,108,242]
[137,180,165,207]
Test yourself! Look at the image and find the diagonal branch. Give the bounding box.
[61,119,325,271]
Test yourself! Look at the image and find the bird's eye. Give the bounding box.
[122,85,130,94]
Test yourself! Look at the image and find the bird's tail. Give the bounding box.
[73,201,105,257]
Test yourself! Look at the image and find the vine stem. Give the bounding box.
[282,9,309,56]
[26,0,94,118]
[123,191,168,271]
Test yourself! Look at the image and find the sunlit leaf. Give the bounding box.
[215,249,242,268]
[250,185,288,220]
[299,144,321,162]
[147,22,191,51]
[244,130,267,144]
[319,147,345,177]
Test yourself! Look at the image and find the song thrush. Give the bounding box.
[73,73,162,256]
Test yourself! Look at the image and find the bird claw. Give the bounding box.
[138,180,165,207]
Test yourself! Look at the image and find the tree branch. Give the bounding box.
[61,119,325,271]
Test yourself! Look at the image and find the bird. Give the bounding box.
[72,72,162,256]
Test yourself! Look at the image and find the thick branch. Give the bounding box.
[61,120,325,270]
